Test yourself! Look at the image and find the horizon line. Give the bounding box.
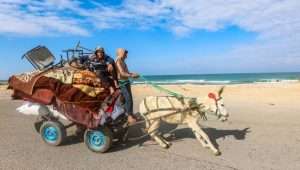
[1,71,300,81]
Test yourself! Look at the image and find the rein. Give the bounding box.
[119,75,185,99]
[139,75,184,99]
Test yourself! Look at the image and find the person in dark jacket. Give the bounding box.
[89,47,118,94]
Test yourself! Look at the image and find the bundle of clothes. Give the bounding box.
[8,67,122,128]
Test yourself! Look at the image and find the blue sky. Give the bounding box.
[0,0,300,79]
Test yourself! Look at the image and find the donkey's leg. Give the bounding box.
[194,131,209,148]
[147,120,170,148]
[184,117,207,147]
[156,134,171,148]
[186,120,208,147]
[187,119,220,155]
[159,134,172,147]
[193,120,210,148]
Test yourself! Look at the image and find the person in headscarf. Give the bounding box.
[115,48,139,124]
[89,47,118,94]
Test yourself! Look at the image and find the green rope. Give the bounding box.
[118,75,185,99]
[139,75,184,99]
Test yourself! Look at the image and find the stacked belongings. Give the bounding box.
[8,67,118,128]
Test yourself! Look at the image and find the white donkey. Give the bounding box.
[139,87,228,155]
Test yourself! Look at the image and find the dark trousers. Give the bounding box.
[120,81,133,115]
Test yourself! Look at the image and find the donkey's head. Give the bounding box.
[197,86,229,121]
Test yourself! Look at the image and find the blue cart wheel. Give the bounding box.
[40,121,66,146]
[84,127,112,153]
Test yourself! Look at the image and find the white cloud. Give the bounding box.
[74,0,173,30]
[156,0,300,72]
[2,0,299,39]
[0,0,89,36]
[0,0,299,72]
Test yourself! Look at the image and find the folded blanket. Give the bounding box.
[8,67,114,128]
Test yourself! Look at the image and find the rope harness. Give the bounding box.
[123,75,221,141]
[142,97,206,120]
[127,98,216,141]
[126,75,220,126]
[118,75,184,100]
[139,75,184,99]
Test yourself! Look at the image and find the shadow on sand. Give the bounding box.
[55,112,251,151]
[168,126,251,149]
[61,134,83,146]
[109,121,251,152]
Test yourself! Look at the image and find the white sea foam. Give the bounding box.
[133,78,299,85]
[133,79,232,85]
[255,79,299,84]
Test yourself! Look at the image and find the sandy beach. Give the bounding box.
[0,85,10,99]
[0,83,300,170]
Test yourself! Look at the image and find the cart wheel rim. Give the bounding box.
[87,131,105,150]
[43,126,58,143]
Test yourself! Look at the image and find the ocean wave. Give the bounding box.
[132,78,299,85]
[255,79,299,83]
[133,79,232,85]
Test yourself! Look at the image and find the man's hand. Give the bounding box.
[107,64,114,73]
[130,73,140,78]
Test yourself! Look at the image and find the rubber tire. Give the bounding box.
[84,127,112,153]
[40,121,66,146]
[34,120,44,133]
[34,115,47,133]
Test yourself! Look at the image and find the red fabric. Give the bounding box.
[10,76,110,111]
[54,99,101,128]
[8,74,44,95]
[31,89,54,105]
[8,70,113,128]
[105,98,117,113]
[11,89,54,105]
[208,93,217,101]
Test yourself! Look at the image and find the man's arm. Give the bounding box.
[116,60,132,78]
[105,56,118,79]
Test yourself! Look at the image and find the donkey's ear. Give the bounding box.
[218,86,225,96]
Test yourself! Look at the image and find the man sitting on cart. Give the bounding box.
[89,47,118,94]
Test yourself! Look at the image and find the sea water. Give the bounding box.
[133,72,300,85]
[1,72,299,85]
[0,80,7,85]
